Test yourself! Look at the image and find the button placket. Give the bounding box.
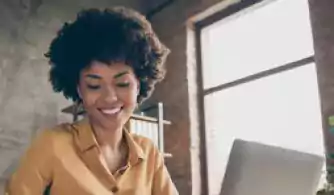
[80,147,118,190]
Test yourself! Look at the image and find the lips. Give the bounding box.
[99,107,122,116]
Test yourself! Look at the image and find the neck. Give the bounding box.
[92,123,124,151]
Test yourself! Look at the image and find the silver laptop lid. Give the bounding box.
[220,139,324,195]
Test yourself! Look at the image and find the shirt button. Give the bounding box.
[111,186,119,193]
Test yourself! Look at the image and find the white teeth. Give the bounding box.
[101,108,121,115]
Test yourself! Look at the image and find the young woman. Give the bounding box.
[6,7,177,195]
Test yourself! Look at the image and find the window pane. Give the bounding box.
[204,64,324,195]
[201,0,314,89]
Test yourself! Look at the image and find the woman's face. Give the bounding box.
[78,61,139,130]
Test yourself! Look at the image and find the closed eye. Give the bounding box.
[87,84,101,90]
[116,83,130,88]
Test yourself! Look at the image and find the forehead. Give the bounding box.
[82,61,134,76]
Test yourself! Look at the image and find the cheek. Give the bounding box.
[80,89,100,108]
[82,95,98,111]
[117,88,138,107]
[83,94,98,106]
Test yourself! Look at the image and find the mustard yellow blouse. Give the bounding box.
[6,119,178,195]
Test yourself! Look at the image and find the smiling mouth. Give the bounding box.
[99,107,122,116]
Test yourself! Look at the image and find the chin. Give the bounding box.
[103,121,123,131]
[100,117,127,131]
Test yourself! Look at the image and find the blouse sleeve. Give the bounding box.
[6,130,54,195]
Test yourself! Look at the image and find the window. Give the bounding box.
[198,0,324,194]
[201,0,314,89]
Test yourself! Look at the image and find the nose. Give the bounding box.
[101,86,118,103]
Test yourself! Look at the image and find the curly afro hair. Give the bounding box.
[45,7,170,103]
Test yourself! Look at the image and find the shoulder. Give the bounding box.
[31,123,75,151]
[38,123,73,140]
[14,123,74,168]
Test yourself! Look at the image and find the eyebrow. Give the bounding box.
[85,74,101,79]
[85,71,129,80]
[113,71,129,79]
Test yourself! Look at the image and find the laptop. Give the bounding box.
[219,139,324,195]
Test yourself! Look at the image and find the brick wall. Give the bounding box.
[309,0,334,183]
[147,1,241,195]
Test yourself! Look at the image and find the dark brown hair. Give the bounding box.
[45,7,169,103]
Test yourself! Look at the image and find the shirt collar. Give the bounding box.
[71,118,145,165]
